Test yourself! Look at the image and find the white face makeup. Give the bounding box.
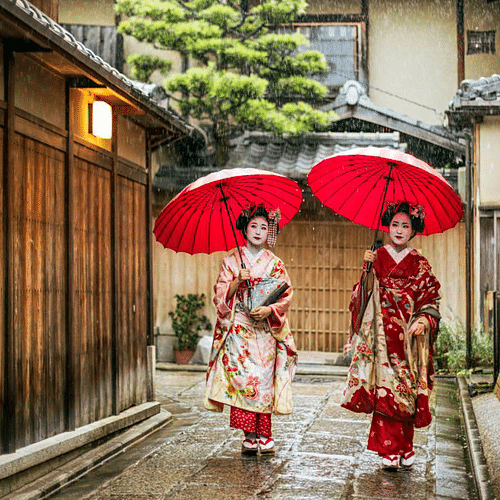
[246,216,269,249]
[389,212,413,251]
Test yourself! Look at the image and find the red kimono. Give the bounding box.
[341,245,441,455]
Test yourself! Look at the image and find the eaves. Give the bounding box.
[0,0,192,138]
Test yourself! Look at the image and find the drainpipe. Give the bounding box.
[463,128,473,369]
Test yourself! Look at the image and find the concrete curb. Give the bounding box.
[457,375,494,500]
[1,408,172,500]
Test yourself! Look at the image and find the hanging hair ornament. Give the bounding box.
[267,208,281,247]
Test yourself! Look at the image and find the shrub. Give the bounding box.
[169,293,212,351]
[434,320,493,373]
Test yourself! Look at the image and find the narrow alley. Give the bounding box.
[50,368,475,500]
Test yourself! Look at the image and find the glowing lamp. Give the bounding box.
[91,101,112,139]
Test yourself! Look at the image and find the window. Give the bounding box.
[279,23,366,89]
[467,30,496,55]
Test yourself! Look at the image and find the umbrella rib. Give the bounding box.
[227,179,301,224]
[154,196,194,246]
[328,163,389,225]
[188,188,212,254]
[230,177,301,216]
[403,168,458,233]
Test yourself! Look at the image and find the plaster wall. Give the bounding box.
[369,0,457,126]
[15,55,66,130]
[477,116,500,207]
[58,0,115,26]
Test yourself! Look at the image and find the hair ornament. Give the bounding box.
[381,200,426,233]
[267,208,281,247]
[410,204,426,220]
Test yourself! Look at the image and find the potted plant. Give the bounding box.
[169,293,212,364]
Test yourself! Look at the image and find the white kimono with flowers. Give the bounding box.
[204,248,297,415]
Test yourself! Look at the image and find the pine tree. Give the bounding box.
[116,0,337,165]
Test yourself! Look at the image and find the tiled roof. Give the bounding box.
[324,81,465,155]
[228,131,404,180]
[449,74,500,109]
[153,131,405,192]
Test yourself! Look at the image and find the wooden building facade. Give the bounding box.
[0,0,190,454]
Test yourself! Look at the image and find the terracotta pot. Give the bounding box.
[174,349,194,365]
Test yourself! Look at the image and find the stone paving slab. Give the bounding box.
[46,371,478,500]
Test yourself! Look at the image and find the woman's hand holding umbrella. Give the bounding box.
[363,249,376,268]
[228,269,251,298]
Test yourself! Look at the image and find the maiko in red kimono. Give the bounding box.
[204,247,297,431]
[341,244,441,455]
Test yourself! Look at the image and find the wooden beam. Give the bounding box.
[361,0,369,90]
[68,76,105,89]
[111,108,119,415]
[145,132,154,402]
[2,48,17,453]
[64,83,76,432]
[456,0,465,86]
[296,13,368,23]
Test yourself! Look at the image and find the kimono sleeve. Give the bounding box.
[411,256,441,337]
[213,255,238,318]
[267,258,293,333]
[347,269,372,343]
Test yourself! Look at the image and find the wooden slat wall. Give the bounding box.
[0,105,152,450]
[274,220,370,352]
[155,217,466,354]
[412,222,466,322]
[117,175,148,411]
[0,128,4,444]
[12,134,66,446]
[153,246,225,333]
[72,157,113,426]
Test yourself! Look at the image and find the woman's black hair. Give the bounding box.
[381,201,425,234]
[236,205,269,239]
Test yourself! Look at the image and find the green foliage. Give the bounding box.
[115,0,338,164]
[127,54,172,82]
[169,293,212,351]
[165,64,268,121]
[434,320,494,373]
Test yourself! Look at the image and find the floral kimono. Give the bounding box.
[342,245,441,455]
[204,247,297,421]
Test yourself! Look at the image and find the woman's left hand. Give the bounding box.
[408,322,425,336]
[249,306,272,321]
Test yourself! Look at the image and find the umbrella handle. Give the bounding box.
[217,182,253,308]
[366,237,383,273]
[366,162,395,273]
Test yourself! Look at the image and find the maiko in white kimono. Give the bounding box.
[204,247,297,429]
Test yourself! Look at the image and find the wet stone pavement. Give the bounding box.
[52,371,476,500]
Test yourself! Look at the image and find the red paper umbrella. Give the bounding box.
[308,147,463,237]
[153,168,302,256]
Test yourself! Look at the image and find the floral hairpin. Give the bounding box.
[410,204,426,220]
[268,208,281,223]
